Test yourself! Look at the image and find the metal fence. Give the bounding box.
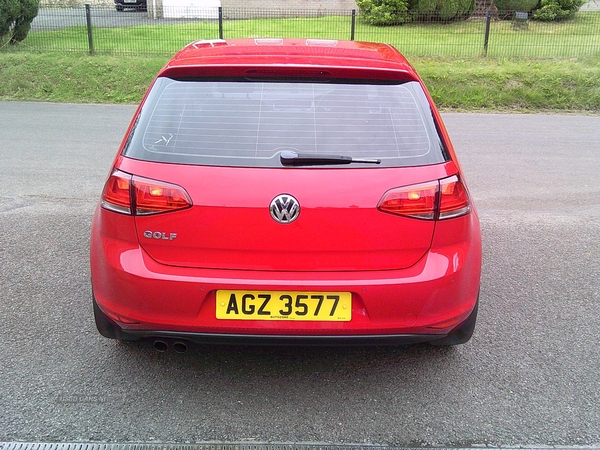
[12,6,600,58]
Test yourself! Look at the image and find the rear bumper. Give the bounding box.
[93,296,479,346]
[90,205,481,340]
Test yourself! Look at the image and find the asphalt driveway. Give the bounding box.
[0,102,599,446]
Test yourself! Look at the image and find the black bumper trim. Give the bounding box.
[125,330,443,346]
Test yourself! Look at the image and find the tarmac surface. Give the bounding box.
[0,103,599,447]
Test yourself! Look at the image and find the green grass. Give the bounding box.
[0,53,166,103]
[1,52,599,111]
[415,57,600,111]
[1,10,599,110]
[9,10,600,58]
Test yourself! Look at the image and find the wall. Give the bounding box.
[219,0,358,18]
[157,0,220,18]
[222,0,358,10]
[40,0,358,8]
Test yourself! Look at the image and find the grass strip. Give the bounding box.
[1,52,599,111]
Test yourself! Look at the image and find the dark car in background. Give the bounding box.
[114,0,147,11]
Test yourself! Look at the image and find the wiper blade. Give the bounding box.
[280,150,381,166]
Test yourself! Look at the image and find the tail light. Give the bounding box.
[377,181,438,220]
[438,175,471,219]
[378,175,470,220]
[101,171,131,214]
[101,169,192,215]
[133,177,192,215]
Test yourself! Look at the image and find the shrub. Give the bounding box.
[357,0,475,24]
[532,0,585,20]
[355,0,411,26]
[408,0,476,22]
[0,0,39,44]
[494,0,539,18]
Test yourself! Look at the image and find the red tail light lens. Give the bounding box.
[101,170,132,214]
[378,181,438,220]
[439,175,471,219]
[101,170,192,215]
[133,177,192,215]
[378,176,471,220]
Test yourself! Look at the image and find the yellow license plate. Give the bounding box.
[216,290,351,321]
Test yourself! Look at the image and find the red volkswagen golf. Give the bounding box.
[90,38,481,350]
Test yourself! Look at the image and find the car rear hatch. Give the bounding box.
[129,164,448,272]
[119,77,452,272]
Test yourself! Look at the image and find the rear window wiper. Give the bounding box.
[280,150,381,166]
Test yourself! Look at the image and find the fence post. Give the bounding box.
[218,7,223,40]
[85,4,94,55]
[482,9,491,57]
[351,9,355,41]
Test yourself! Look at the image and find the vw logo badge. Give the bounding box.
[270,194,300,224]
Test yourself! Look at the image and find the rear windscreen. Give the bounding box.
[123,78,448,168]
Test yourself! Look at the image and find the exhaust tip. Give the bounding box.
[153,340,168,352]
[172,341,188,353]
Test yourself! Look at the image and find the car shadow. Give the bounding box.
[112,338,458,380]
